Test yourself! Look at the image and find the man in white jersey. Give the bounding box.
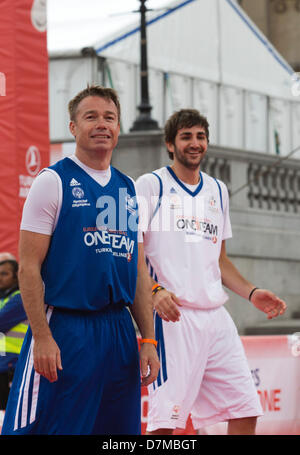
[136,109,287,435]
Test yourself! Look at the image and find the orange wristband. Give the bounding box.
[141,338,158,348]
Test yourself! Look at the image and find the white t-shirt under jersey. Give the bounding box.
[136,166,232,310]
[21,155,141,241]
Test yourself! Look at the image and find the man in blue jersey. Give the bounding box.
[1,86,160,435]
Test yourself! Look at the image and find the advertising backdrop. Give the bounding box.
[0,0,49,257]
[141,335,300,435]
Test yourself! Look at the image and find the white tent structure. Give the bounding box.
[48,0,300,157]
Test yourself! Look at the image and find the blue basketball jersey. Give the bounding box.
[41,158,139,311]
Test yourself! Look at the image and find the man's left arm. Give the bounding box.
[219,240,286,319]
[130,242,160,386]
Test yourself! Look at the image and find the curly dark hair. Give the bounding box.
[164,109,209,159]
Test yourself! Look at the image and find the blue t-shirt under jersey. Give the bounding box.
[41,158,139,311]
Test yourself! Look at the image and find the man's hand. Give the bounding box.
[153,289,181,322]
[251,289,287,319]
[140,343,160,387]
[33,335,63,382]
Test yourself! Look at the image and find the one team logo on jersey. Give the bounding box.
[83,228,135,262]
[176,216,218,244]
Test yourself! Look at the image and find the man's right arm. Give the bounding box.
[151,285,181,323]
[18,169,63,382]
[18,230,62,382]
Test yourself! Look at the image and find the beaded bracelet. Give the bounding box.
[152,283,165,296]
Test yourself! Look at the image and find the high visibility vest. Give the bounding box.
[0,290,28,355]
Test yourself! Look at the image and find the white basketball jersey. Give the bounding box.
[136,166,232,310]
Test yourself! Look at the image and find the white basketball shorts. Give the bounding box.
[147,305,263,431]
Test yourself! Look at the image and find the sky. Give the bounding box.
[47,0,177,53]
[47,0,174,23]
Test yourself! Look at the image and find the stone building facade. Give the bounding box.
[239,0,300,71]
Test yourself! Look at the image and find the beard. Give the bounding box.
[173,145,206,170]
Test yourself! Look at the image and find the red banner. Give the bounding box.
[0,0,49,258]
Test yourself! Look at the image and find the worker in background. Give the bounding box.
[0,253,17,298]
[0,255,28,410]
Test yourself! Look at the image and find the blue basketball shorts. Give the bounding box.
[1,304,141,435]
